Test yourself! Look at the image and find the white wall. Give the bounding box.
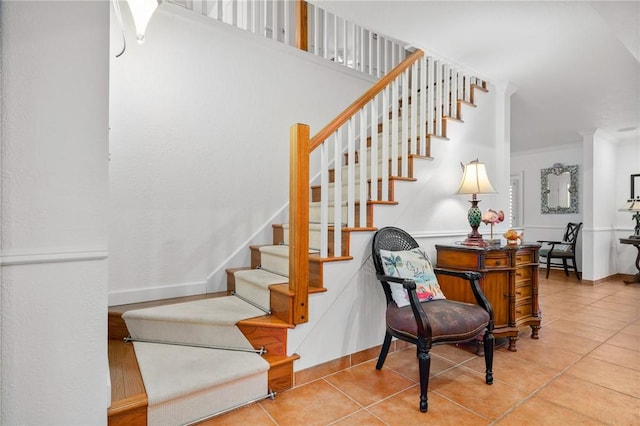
[108,3,375,304]
[1,1,110,424]
[614,137,640,275]
[511,133,640,279]
[511,143,584,268]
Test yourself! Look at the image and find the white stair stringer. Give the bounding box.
[234,267,287,312]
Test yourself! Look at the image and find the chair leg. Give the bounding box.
[416,340,431,412]
[483,330,494,385]
[562,258,569,276]
[546,256,551,278]
[572,257,581,280]
[376,332,393,370]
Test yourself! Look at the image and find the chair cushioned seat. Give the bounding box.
[387,299,489,343]
[547,250,574,258]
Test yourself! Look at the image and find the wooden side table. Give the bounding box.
[436,242,541,351]
[619,238,640,284]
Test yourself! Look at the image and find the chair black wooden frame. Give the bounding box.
[537,222,582,280]
[371,226,494,413]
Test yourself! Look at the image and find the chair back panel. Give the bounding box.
[563,222,583,248]
[372,227,420,275]
[371,227,420,305]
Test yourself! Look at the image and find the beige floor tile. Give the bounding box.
[578,305,639,323]
[587,342,640,371]
[260,379,361,426]
[500,334,582,371]
[556,310,629,331]
[430,342,479,364]
[543,318,618,342]
[496,395,606,426]
[329,409,387,425]
[536,375,640,425]
[622,318,640,336]
[565,357,640,397]
[368,387,490,425]
[606,331,640,352]
[429,366,528,420]
[531,327,601,355]
[323,360,415,407]
[591,299,640,315]
[383,346,457,382]
[464,349,558,393]
[196,403,276,425]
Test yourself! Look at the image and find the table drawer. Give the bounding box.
[515,300,533,319]
[515,285,532,301]
[484,254,510,268]
[515,267,532,282]
[515,250,534,265]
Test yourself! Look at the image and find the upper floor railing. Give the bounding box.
[168,0,409,78]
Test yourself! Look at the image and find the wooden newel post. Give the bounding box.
[290,123,310,324]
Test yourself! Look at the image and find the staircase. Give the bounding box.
[108,48,488,425]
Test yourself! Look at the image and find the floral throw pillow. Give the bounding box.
[379,247,446,307]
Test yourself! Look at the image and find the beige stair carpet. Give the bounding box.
[122,296,271,425]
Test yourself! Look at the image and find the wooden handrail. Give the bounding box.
[309,49,424,151]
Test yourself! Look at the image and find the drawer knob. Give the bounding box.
[495,260,501,266]
[516,291,522,295]
[516,309,522,314]
[516,272,522,277]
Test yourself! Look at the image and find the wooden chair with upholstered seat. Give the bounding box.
[371,226,494,413]
[537,222,582,280]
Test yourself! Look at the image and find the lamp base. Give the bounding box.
[462,233,489,247]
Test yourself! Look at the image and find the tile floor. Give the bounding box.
[199,272,640,425]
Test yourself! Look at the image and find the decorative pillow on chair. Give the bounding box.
[379,247,446,307]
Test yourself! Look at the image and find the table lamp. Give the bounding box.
[621,198,640,239]
[457,159,496,246]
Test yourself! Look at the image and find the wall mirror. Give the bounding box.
[541,163,578,214]
[631,174,640,200]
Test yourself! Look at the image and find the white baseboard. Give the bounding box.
[108,280,208,306]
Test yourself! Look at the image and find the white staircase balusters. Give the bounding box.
[420,57,428,154]
[332,129,342,256]
[410,61,418,156]
[401,68,409,176]
[358,107,368,225]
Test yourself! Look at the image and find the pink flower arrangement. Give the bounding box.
[482,209,504,239]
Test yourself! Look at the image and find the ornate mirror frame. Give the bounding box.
[541,163,579,214]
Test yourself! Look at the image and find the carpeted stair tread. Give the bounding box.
[122,295,264,326]
[133,341,269,425]
[122,296,266,348]
[234,268,288,311]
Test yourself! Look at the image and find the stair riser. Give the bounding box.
[337,157,411,182]
[147,370,268,426]
[357,136,429,161]
[282,226,323,251]
[235,275,277,310]
[125,320,252,349]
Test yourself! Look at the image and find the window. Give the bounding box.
[510,172,524,227]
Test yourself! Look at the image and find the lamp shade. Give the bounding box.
[456,160,496,195]
[625,200,640,211]
[127,0,161,43]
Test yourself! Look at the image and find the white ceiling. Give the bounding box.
[314,1,640,153]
